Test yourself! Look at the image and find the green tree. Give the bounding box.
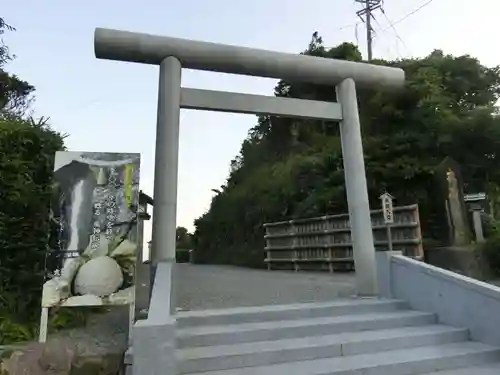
[0,18,66,344]
[193,32,500,268]
[0,18,34,117]
[176,226,192,250]
[0,117,65,342]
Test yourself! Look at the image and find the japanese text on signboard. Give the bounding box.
[105,167,118,240]
[382,196,394,224]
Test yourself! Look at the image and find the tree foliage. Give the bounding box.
[176,226,192,250]
[0,17,34,117]
[0,17,67,344]
[0,116,65,343]
[193,32,500,268]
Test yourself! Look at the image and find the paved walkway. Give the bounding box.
[174,264,356,311]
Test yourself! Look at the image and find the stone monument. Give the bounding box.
[434,157,471,246]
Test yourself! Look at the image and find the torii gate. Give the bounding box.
[94,27,404,374]
[94,28,404,297]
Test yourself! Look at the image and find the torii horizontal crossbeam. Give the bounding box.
[94,28,404,89]
[180,88,343,120]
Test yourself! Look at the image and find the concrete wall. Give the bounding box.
[377,252,500,347]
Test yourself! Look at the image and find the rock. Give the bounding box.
[0,306,130,375]
[61,295,103,307]
[110,239,137,257]
[82,234,110,259]
[60,257,84,282]
[69,354,122,375]
[105,286,134,305]
[1,338,76,375]
[0,343,26,362]
[39,339,76,372]
[0,337,125,375]
[74,256,123,297]
[42,278,71,308]
[1,308,129,375]
[1,343,42,374]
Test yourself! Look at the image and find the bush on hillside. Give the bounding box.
[480,217,500,276]
[0,116,65,343]
[193,34,500,269]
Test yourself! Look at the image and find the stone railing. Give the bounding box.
[377,251,500,347]
[264,204,423,272]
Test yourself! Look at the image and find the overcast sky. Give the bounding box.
[3,0,498,242]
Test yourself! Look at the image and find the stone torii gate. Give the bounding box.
[94,28,404,374]
[94,27,404,296]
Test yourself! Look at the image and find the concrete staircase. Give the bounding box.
[175,298,500,375]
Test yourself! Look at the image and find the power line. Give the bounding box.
[379,7,409,56]
[370,13,383,38]
[370,14,398,58]
[381,0,435,32]
[336,22,359,31]
[354,0,434,60]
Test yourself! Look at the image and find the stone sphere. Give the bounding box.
[74,256,123,297]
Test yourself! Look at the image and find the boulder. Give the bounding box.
[74,256,123,297]
[1,308,129,375]
[110,239,137,258]
[41,278,71,308]
[105,286,134,305]
[68,353,122,375]
[0,338,123,375]
[1,338,76,375]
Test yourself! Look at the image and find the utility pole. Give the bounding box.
[355,0,382,61]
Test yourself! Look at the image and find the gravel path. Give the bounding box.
[174,264,356,311]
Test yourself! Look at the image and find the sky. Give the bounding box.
[3,0,500,245]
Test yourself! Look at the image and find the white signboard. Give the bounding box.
[39,151,141,343]
[43,152,141,309]
[380,192,394,224]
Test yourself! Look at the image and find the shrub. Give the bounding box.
[0,116,65,343]
[479,217,500,276]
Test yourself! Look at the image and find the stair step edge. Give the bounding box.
[420,362,500,374]
[182,342,500,375]
[177,298,406,318]
[179,325,468,359]
[177,310,434,336]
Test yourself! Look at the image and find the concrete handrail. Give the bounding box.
[391,255,500,300]
[377,251,500,347]
[147,261,174,322]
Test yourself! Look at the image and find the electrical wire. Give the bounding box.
[371,14,383,38]
[336,22,360,32]
[379,7,409,56]
[381,0,435,31]
[371,14,398,58]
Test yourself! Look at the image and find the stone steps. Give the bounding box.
[177,310,436,348]
[421,362,500,374]
[176,298,408,328]
[175,298,500,375]
[183,342,500,375]
[178,325,468,373]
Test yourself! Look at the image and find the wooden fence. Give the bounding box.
[263,204,423,272]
